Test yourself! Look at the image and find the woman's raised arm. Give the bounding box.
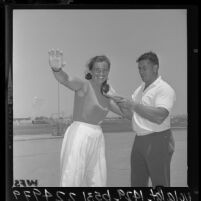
[48,49,84,91]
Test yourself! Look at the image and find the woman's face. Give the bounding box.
[91,61,110,84]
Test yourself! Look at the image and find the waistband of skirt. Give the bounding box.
[72,121,102,130]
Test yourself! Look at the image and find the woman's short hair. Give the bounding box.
[85,55,111,80]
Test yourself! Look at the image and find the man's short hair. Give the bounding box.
[136,51,159,66]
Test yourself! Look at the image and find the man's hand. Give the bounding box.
[112,98,134,120]
[116,98,136,112]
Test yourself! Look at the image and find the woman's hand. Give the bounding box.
[48,49,66,71]
[108,95,126,103]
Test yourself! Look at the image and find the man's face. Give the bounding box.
[138,59,157,84]
[91,61,110,84]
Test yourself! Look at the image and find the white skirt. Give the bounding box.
[60,121,107,187]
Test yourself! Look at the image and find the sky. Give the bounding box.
[13,9,187,118]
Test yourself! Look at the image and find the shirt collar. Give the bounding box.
[141,76,162,90]
[152,75,162,86]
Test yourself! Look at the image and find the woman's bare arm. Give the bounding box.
[109,99,124,116]
[49,49,83,91]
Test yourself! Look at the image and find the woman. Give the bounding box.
[48,49,123,187]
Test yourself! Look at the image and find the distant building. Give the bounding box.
[13,117,32,125]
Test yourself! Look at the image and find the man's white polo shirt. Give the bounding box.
[132,76,176,136]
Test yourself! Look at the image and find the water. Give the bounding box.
[104,128,187,186]
[13,128,187,187]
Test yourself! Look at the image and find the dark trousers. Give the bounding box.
[131,129,175,187]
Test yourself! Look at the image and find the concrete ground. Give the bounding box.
[13,129,187,187]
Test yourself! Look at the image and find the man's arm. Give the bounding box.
[120,107,133,120]
[117,100,169,124]
[133,103,169,124]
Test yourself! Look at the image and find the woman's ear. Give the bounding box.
[85,72,92,80]
[84,68,92,80]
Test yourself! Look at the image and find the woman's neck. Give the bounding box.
[90,79,102,88]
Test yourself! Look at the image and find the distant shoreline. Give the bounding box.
[101,126,187,133]
[13,124,187,136]
[13,127,187,141]
[171,127,187,129]
[13,117,187,135]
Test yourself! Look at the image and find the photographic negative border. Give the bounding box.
[4,3,198,201]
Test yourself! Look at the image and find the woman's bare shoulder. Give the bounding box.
[76,79,89,97]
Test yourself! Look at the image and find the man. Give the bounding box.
[116,52,176,187]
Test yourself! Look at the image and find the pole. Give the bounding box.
[58,81,60,135]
